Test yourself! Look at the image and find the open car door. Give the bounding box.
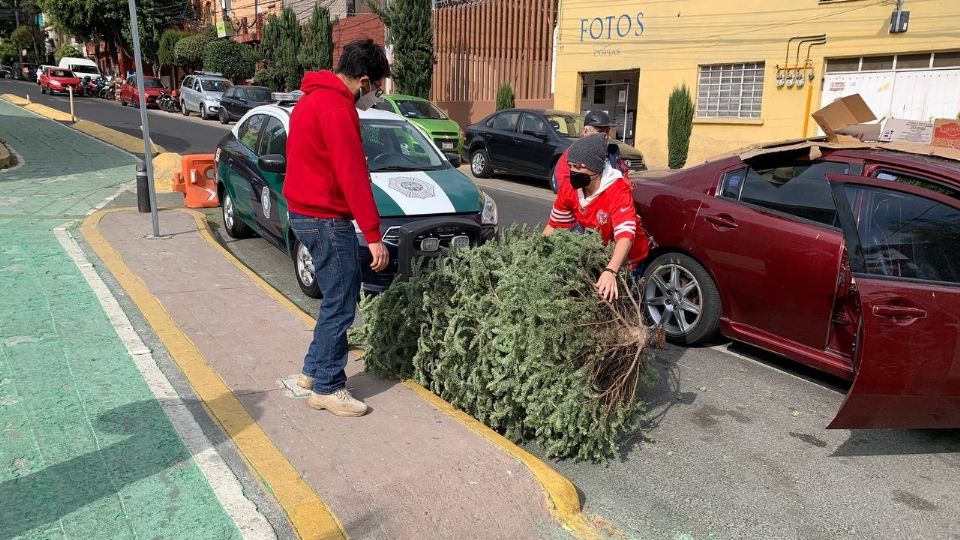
[827,173,960,429]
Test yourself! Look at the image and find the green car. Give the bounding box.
[374,94,463,155]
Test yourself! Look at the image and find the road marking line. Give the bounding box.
[707,344,842,395]
[81,208,346,540]
[56,225,277,540]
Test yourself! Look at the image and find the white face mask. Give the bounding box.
[355,81,381,111]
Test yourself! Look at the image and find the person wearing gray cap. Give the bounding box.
[544,134,649,302]
[552,110,630,193]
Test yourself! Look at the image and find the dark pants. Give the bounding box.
[289,213,361,394]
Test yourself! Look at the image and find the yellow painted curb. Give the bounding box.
[81,208,347,540]
[182,210,605,539]
[74,119,165,155]
[1,93,30,106]
[25,102,74,122]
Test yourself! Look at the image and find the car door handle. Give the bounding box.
[705,214,738,229]
[873,305,927,319]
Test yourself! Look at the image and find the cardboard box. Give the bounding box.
[812,94,878,142]
[879,118,934,144]
[932,118,960,150]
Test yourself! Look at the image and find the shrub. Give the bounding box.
[667,84,695,169]
[372,0,434,98]
[352,229,662,461]
[53,43,81,64]
[174,33,213,69]
[202,39,255,81]
[159,30,193,68]
[299,3,334,72]
[496,83,515,111]
[256,8,302,91]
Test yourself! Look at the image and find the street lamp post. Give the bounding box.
[126,0,160,238]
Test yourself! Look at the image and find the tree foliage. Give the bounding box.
[667,84,695,169]
[496,83,515,111]
[299,3,334,72]
[158,30,192,68]
[203,38,255,81]
[352,230,662,461]
[53,43,80,63]
[0,40,17,64]
[256,8,302,91]
[372,0,434,97]
[173,33,212,69]
[10,25,44,62]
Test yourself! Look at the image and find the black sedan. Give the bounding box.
[463,108,646,190]
[217,85,275,124]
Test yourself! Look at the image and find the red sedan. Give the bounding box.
[634,141,960,429]
[39,67,82,95]
[120,75,168,108]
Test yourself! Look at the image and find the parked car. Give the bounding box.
[38,67,82,95]
[374,94,463,154]
[215,104,498,297]
[633,140,960,429]
[179,71,232,119]
[217,85,274,124]
[119,75,168,108]
[12,62,37,81]
[57,57,102,81]
[0,65,12,78]
[463,108,647,189]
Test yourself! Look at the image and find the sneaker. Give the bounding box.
[307,388,369,417]
[297,374,315,391]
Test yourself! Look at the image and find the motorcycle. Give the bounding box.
[82,76,98,97]
[159,90,181,113]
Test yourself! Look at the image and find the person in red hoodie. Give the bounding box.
[284,39,390,417]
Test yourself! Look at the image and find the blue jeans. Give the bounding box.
[289,213,361,394]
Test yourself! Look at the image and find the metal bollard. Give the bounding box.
[136,161,151,213]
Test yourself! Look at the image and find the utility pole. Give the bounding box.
[127,0,160,238]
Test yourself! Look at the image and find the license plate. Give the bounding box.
[441,142,455,150]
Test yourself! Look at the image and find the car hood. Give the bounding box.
[406,117,461,135]
[49,77,80,84]
[370,168,483,217]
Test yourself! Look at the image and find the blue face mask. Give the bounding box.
[570,171,592,189]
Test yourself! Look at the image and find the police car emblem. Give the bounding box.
[261,186,271,219]
[388,177,435,199]
[597,210,609,225]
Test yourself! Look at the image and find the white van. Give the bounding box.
[58,57,102,80]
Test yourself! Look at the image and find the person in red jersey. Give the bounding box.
[544,134,649,302]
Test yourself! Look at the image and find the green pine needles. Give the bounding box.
[352,229,662,461]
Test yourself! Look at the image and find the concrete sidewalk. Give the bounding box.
[85,207,573,539]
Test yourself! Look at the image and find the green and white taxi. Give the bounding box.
[214,102,498,297]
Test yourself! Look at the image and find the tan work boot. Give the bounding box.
[297,374,315,391]
[307,388,369,417]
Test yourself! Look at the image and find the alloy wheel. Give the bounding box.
[223,193,235,230]
[471,152,485,176]
[296,242,316,287]
[644,263,703,336]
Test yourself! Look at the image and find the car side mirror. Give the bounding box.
[258,154,286,174]
[444,152,461,167]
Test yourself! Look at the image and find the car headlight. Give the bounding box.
[481,192,498,226]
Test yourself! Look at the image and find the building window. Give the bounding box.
[933,51,960,68]
[861,55,895,71]
[696,62,764,119]
[593,80,606,105]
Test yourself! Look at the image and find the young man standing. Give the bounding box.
[283,39,391,417]
[544,134,649,302]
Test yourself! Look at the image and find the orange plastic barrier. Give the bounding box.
[171,154,219,208]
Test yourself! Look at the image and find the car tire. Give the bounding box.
[470,148,492,178]
[121,96,127,106]
[200,104,208,119]
[293,237,322,299]
[218,108,229,124]
[221,190,252,239]
[181,101,189,116]
[642,252,721,345]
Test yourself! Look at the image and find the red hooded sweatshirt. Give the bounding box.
[283,71,381,244]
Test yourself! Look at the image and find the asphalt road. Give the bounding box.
[0,78,231,154]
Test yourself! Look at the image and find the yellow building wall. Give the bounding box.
[554,0,960,167]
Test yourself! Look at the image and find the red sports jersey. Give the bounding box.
[548,166,649,268]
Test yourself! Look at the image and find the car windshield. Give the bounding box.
[548,114,584,138]
[70,65,99,74]
[201,79,231,92]
[395,100,447,120]
[361,120,445,172]
[247,87,272,101]
[143,79,165,88]
[51,69,73,78]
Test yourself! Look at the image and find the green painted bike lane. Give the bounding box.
[0,100,245,539]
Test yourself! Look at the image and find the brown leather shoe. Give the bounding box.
[297,374,315,391]
[307,388,369,417]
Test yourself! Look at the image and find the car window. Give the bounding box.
[223,87,235,99]
[520,114,547,136]
[372,100,394,113]
[848,184,960,284]
[722,161,850,226]
[546,114,584,138]
[257,117,287,158]
[182,76,193,88]
[874,170,960,200]
[492,112,520,132]
[484,116,496,128]
[143,79,164,88]
[396,99,447,120]
[247,87,271,101]
[201,79,230,92]
[361,120,445,172]
[194,79,202,91]
[238,114,267,152]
